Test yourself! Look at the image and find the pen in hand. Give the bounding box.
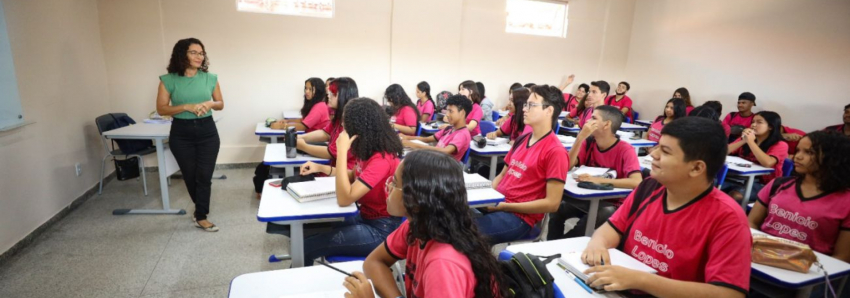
[316,260,353,277]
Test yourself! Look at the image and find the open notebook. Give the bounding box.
[557,249,657,285]
[463,173,492,189]
[285,177,337,203]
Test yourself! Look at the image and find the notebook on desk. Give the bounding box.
[558,249,657,284]
[286,177,337,203]
[463,173,492,189]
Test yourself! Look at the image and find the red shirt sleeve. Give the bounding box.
[385,221,410,260]
[619,145,642,177]
[396,106,418,128]
[447,129,471,156]
[468,104,483,123]
[766,141,789,164]
[704,214,753,293]
[722,113,733,126]
[577,139,589,166]
[499,115,513,135]
[433,127,448,141]
[607,190,637,234]
[302,102,329,130]
[356,155,392,189]
[420,260,475,298]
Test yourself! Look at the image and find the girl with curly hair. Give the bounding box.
[344,150,510,298]
[384,84,420,136]
[297,98,404,266]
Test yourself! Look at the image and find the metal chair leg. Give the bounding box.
[99,154,109,195]
[138,155,148,196]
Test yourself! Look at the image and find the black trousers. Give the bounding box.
[170,117,220,221]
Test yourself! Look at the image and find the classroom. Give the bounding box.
[1,0,849,297]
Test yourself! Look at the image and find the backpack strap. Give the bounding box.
[512,252,557,289]
[617,179,665,250]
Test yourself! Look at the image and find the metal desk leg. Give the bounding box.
[836,276,848,297]
[585,199,599,236]
[285,166,294,177]
[290,222,305,268]
[489,156,498,180]
[742,176,755,209]
[270,136,278,144]
[113,138,186,215]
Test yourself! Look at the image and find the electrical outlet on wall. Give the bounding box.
[75,163,82,177]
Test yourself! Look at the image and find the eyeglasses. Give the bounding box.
[523,102,549,109]
[385,175,398,195]
[187,51,206,57]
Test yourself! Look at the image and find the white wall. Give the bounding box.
[0,0,112,255]
[623,0,850,131]
[98,0,636,164]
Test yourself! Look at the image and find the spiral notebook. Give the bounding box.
[557,249,656,284]
[286,177,337,203]
[463,173,491,189]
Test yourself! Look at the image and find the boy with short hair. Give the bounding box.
[402,95,472,162]
[548,105,643,240]
[580,117,751,298]
[823,103,850,137]
[579,81,610,128]
[605,81,634,121]
[722,92,756,142]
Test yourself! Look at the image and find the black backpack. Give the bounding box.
[501,252,560,298]
[105,114,153,154]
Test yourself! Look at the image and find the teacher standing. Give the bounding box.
[156,38,224,232]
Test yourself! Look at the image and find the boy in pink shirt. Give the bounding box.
[581,117,751,298]
[823,103,850,137]
[402,95,472,162]
[578,81,610,128]
[352,150,510,298]
[549,105,643,240]
[605,81,634,121]
[722,92,756,142]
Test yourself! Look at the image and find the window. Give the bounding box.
[236,0,334,18]
[505,0,568,38]
[0,0,25,131]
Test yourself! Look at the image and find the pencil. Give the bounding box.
[316,260,354,277]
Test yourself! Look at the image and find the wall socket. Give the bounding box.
[75,163,82,177]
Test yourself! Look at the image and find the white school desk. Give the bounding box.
[726,156,774,209]
[229,261,369,298]
[254,123,305,143]
[102,123,184,215]
[750,229,850,298]
[505,237,626,298]
[257,180,506,267]
[563,175,633,236]
[498,110,568,119]
[560,123,648,133]
[470,138,575,180]
[257,181,359,268]
[281,110,302,120]
[419,121,448,135]
[635,119,653,127]
[263,143,330,177]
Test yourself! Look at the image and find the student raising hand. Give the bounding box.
[343,272,374,298]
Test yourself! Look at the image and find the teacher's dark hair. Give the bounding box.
[343,98,404,160]
[401,150,511,298]
[167,38,209,75]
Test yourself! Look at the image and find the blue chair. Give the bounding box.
[461,147,472,165]
[497,250,566,298]
[431,111,437,121]
[555,122,561,134]
[632,110,640,124]
[479,121,497,136]
[715,164,729,187]
[492,111,501,122]
[415,124,422,136]
[782,158,794,177]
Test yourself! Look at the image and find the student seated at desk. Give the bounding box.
[401,95,472,162]
[495,82,523,126]
[415,81,436,122]
[722,111,788,203]
[297,98,404,266]
[780,125,805,157]
[582,117,752,298]
[565,82,589,124]
[476,85,568,244]
[269,77,329,133]
[748,131,850,262]
[722,92,757,143]
[823,103,850,137]
[477,82,494,122]
[296,77,358,169]
[605,81,634,121]
[385,84,420,136]
[486,86,531,142]
[672,87,694,114]
[345,150,510,298]
[548,105,643,240]
[442,80,483,136]
[648,98,687,142]
[578,81,609,129]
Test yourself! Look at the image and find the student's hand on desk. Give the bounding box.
[401,139,412,148]
[486,131,499,139]
[398,134,411,141]
[576,174,602,184]
[300,161,322,175]
[581,243,611,267]
[584,265,647,292]
[343,271,375,298]
[269,120,287,130]
[336,131,357,154]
